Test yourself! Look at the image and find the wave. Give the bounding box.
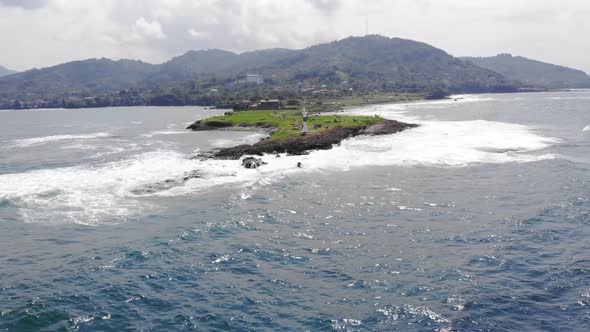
[209,133,268,148]
[0,119,559,225]
[0,108,68,113]
[550,97,590,100]
[0,150,197,225]
[583,125,590,132]
[9,132,111,148]
[0,99,561,225]
[140,131,190,138]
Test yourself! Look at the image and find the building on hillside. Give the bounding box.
[233,100,252,111]
[256,99,281,110]
[246,74,264,84]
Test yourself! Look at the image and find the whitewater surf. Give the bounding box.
[0,96,560,225]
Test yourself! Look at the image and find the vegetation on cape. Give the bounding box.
[463,54,590,89]
[0,35,522,110]
[189,110,384,140]
[305,92,425,112]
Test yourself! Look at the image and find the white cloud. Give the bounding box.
[151,7,172,19]
[0,0,47,9]
[187,28,206,39]
[0,0,589,74]
[306,0,342,14]
[134,17,166,40]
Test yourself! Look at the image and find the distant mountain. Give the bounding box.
[0,35,522,109]
[152,36,517,93]
[0,65,17,77]
[251,36,517,93]
[152,49,239,81]
[0,58,154,102]
[463,54,590,89]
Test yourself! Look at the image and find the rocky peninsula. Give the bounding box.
[187,110,418,161]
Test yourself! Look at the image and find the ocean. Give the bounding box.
[0,91,589,331]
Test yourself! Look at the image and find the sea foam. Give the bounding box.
[210,132,268,148]
[9,132,111,148]
[0,150,199,224]
[0,97,560,225]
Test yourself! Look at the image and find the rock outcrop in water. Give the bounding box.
[211,120,417,159]
[242,157,267,169]
[187,121,235,131]
[131,170,201,195]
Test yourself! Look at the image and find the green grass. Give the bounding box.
[198,110,383,140]
[305,93,426,112]
[332,92,425,107]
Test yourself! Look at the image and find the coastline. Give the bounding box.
[187,109,418,160]
[0,92,428,112]
[211,120,418,159]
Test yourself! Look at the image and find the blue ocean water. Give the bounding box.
[0,92,589,331]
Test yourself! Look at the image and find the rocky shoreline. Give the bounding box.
[190,120,418,160]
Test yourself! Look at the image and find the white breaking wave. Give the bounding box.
[209,132,268,148]
[0,151,198,225]
[583,125,590,132]
[141,130,190,138]
[9,132,111,148]
[551,96,590,100]
[0,108,68,113]
[0,97,560,225]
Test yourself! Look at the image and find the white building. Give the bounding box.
[246,74,264,84]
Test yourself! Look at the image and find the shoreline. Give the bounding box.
[191,119,418,160]
[0,89,569,111]
[184,94,481,161]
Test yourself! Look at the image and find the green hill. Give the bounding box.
[251,36,517,93]
[153,36,517,93]
[0,35,523,109]
[0,58,154,102]
[153,48,295,81]
[463,54,590,89]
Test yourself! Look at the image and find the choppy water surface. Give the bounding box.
[0,93,589,331]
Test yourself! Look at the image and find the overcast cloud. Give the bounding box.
[1,0,589,73]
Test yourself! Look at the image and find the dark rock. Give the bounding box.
[359,119,419,136]
[131,170,201,195]
[186,120,233,131]
[213,120,418,160]
[242,157,267,169]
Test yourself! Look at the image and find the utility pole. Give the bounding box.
[301,98,309,136]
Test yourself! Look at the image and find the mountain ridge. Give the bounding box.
[462,54,590,89]
[0,35,523,109]
[0,65,17,77]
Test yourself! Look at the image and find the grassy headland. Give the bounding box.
[304,92,426,112]
[188,107,418,159]
[189,110,384,140]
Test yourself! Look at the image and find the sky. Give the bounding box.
[1,0,589,73]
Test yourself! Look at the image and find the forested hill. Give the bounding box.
[0,35,522,109]
[463,54,590,89]
[0,65,16,77]
[251,36,517,93]
[149,35,518,93]
[0,59,154,101]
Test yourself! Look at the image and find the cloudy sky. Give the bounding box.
[1,0,589,73]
